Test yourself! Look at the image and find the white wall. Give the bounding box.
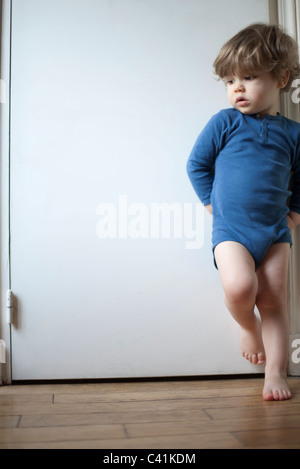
[1,0,270,381]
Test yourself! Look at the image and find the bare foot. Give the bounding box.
[263,371,291,401]
[240,316,265,365]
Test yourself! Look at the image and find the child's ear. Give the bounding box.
[278,69,290,89]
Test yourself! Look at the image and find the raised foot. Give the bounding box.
[240,318,265,365]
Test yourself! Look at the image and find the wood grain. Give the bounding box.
[0,376,299,449]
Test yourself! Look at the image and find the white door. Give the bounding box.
[8,0,269,380]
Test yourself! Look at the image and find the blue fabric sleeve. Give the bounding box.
[289,132,300,214]
[186,111,228,205]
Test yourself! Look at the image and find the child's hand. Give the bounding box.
[287,211,300,230]
[205,204,213,215]
[287,214,295,230]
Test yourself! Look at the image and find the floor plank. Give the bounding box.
[0,431,244,449]
[233,427,300,449]
[0,376,299,449]
[19,408,209,428]
[0,377,263,394]
[0,424,126,445]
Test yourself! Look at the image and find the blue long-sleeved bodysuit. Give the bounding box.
[187,108,300,268]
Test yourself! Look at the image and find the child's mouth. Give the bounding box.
[236,97,249,106]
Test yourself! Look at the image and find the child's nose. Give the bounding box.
[234,81,245,92]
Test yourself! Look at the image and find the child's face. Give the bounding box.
[225,72,283,117]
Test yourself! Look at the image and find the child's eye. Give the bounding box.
[226,79,234,85]
[245,76,255,80]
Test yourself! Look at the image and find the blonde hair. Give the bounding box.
[213,23,300,92]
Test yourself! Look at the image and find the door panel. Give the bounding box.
[10,0,269,379]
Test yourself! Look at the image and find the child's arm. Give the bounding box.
[187,111,228,207]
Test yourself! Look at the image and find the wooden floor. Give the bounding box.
[0,376,300,449]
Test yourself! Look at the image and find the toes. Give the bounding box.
[263,390,274,401]
[263,388,292,401]
[242,352,265,365]
[257,353,265,365]
[280,389,292,400]
[242,352,253,362]
[251,354,258,364]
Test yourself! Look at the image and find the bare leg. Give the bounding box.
[214,241,265,365]
[256,243,291,401]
